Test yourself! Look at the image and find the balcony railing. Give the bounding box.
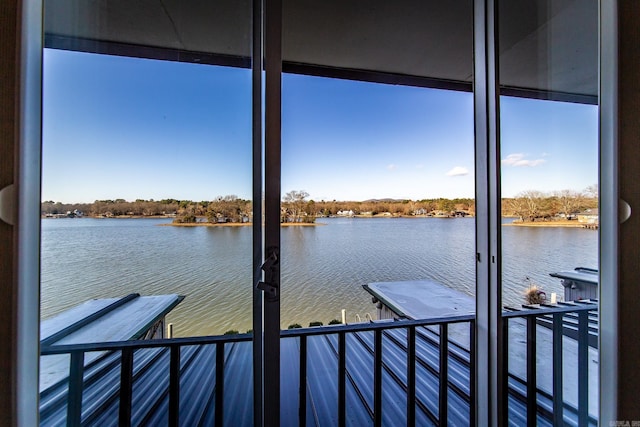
[40,302,597,426]
[502,301,598,426]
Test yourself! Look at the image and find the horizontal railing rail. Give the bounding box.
[40,332,253,355]
[40,304,597,427]
[501,301,597,319]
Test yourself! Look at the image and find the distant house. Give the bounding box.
[66,209,84,218]
[558,213,578,220]
[577,209,598,224]
[336,210,355,217]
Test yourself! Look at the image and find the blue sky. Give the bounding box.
[42,49,598,203]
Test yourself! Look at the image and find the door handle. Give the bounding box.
[0,184,16,225]
[257,247,279,301]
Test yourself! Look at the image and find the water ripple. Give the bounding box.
[41,217,597,336]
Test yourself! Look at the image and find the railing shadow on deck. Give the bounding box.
[40,302,597,427]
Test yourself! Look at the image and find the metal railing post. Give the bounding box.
[578,311,589,425]
[169,345,180,427]
[469,320,476,426]
[552,313,563,426]
[407,326,416,427]
[439,323,449,425]
[66,351,84,427]
[374,329,383,427]
[338,332,346,427]
[118,348,134,426]
[526,316,537,426]
[216,342,225,427]
[502,317,509,424]
[299,335,307,426]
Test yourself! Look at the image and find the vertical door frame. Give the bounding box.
[600,0,640,422]
[252,0,264,424]
[598,0,618,422]
[474,0,504,425]
[12,0,43,426]
[262,0,282,425]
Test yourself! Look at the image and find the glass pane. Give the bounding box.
[281,0,475,317]
[42,2,253,337]
[499,0,599,424]
[280,76,476,326]
[281,1,474,424]
[40,1,253,423]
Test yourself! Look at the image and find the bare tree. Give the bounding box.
[283,190,310,223]
[553,189,583,216]
[520,190,548,221]
[584,184,598,199]
[508,190,548,222]
[507,197,527,221]
[206,195,250,223]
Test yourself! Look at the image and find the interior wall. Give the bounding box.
[617,0,640,420]
[0,1,638,424]
[0,0,18,424]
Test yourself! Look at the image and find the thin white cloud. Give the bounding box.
[446,166,469,176]
[415,164,424,169]
[502,153,546,167]
[386,164,397,171]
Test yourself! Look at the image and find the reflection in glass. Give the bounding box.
[498,0,599,423]
[280,75,476,329]
[41,0,253,338]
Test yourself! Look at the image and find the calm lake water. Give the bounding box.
[40,217,598,336]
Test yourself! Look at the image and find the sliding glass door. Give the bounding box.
[41,1,259,423]
[497,0,599,424]
[278,1,476,424]
[30,0,605,425]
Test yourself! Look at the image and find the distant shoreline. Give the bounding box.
[503,220,589,228]
[42,214,175,219]
[42,215,592,229]
[161,222,325,227]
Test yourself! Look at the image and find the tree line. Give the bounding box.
[502,188,598,222]
[309,197,475,217]
[41,186,597,224]
[42,199,189,217]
